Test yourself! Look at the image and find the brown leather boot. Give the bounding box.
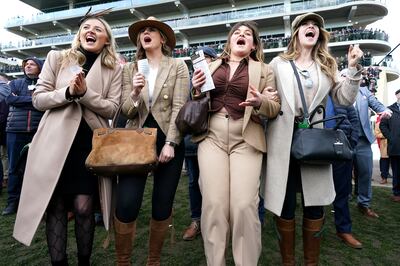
[114,216,136,266]
[275,216,295,266]
[146,216,172,266]
[303,217,324,266]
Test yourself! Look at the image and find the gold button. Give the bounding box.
[163,84,167,87]
[163,94,169,100]
[163,107,167,111]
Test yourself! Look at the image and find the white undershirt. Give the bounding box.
[147,66,158,105]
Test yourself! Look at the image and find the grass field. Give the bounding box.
[0,174,399,266]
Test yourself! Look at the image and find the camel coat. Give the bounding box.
[13,50,122,246]
[263,57,361,216]
[192,59,281,152]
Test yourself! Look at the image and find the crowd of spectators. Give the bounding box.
[0,26,391,76]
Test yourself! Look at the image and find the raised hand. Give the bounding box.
[69,72,87,96]
[347,44,364,68]
[130,72,145,101]
[191,68,206,95]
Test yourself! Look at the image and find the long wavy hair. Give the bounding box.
[61,17,118,69]
[220,21,264,62]
[135,29,172,62]
[280,23,337,83]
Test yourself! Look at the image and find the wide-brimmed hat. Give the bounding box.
[291,12,325,32]
[128,16,176,49]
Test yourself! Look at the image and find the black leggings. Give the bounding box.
[280,158,324,220]
[115,115,185,223]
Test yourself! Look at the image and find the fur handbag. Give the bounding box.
[85,107,158,176]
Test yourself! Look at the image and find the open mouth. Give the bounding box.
[86,35,96,44]
[305,31,315,38]
[237,38,246,46]
[144,36,152,43]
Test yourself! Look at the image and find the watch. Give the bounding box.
[165,141,177,148]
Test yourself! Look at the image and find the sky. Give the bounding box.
[0,0,398,95]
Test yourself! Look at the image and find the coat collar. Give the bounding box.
[84,55,104,96]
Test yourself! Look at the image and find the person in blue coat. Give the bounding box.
[2,57,44,215]
[353,85,392,218]
[0,73,10,194]
[326,96,363,249]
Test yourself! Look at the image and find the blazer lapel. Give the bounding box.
[85,56,104,96]
[151,55,172,105]
[242,60,261,131]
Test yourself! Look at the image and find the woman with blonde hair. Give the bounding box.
[264,13,364,265]
[13,13,121,265]
[114,17,189,265]
[191,21,281,265]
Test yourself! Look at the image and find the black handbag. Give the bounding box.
[175,92,210,136]
[289,60,353,164]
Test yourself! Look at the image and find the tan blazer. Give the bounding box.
[13,50,122,246]
[121,56,189,144]
[263,56,361,216]
[193,59,281,153]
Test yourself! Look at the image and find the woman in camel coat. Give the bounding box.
[13,16,121,265]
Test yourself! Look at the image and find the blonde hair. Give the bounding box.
[61,17,118,69]
[220,21,264,62]
[280,25,337,83]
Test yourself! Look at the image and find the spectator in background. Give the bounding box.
[0,73,10,194]
[375,114,391,184]
[353,84,392,218]
[182,46,217,241]
[2,57,44,216]
[326,96,363,249]
[379,89,400,202]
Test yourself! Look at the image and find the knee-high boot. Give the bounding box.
[114,216,136,266]
[146,216,172,266]
[303,217,324,266]
[275,216,295,266]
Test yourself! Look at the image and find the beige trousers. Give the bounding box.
[198,112,262,266]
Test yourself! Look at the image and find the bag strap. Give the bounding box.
[289,60,309,124]
[111,105,123,129]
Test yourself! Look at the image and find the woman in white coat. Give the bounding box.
[264,13,363,265]
[13,15,121,265]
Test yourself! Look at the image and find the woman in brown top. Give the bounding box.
[191,21,280,265]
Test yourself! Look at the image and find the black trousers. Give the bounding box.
[280,158,324,220]
[115,114,185,223]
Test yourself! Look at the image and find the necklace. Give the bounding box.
[297,69,313,89]
[295,61,315,89]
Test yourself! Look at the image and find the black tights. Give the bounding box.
[46,194,95,264]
